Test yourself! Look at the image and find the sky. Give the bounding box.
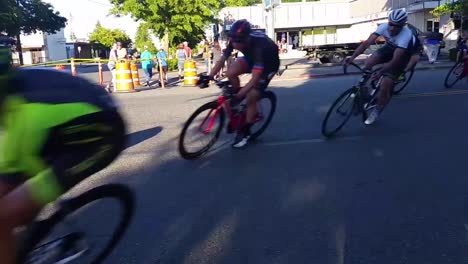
[43,0,140,41]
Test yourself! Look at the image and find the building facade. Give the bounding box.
[18,29,67,65]
[217,0,461,51]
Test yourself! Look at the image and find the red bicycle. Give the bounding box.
[178,79,277,159]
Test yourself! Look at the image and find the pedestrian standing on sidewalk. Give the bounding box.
[140,45,153,86]
[183,41,192,59]
[211,40,223,79]
[156,48,168,85]
[106,43,118,92]
[202,39,211,73]
[176,43,188,80]
[116,42,128,61]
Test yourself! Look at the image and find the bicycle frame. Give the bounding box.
[197,94,245,135]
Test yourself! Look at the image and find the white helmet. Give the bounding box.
[389,9,408,24]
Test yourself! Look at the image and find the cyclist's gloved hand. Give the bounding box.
[197,73,211,88]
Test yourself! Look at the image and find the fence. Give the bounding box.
[21,57,175,90]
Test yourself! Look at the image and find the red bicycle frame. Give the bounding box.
[198,95,246,135]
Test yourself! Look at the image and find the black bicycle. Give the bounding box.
[321,62,393,138]
[444,61,466,88]
[17,183,135,264]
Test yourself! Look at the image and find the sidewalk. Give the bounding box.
[274,59,455,81]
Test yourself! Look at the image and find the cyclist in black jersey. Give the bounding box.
[205,19,280,148]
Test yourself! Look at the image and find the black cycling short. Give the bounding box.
[41,110,126,199]
[237,56,280,90]
[375,44,411,79]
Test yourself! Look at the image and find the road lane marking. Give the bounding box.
[396,89,468,99]
[262,136,362,147]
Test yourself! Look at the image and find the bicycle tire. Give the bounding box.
[18,184,135,264]
[444,63,464,88]
[178,101,225,160]
[250,91,277,140]
[322,87,358,138]
[393,67,415,95]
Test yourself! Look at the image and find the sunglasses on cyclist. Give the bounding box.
[230,37,247,43]
[389,22,403,28]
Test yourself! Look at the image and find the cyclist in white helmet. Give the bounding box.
[345,8,417,125]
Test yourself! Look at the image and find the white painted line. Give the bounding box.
[198,160,212,169]
[262,136,362,147]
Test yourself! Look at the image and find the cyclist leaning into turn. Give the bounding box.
[0,35,127,264]
[344,9,418,125]
[200,19,280,148]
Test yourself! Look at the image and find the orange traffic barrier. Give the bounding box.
[55,65,65,70]
[183,60,198,86]
[130,63,140,86]
[115,62,136,93]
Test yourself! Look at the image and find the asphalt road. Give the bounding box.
[56,68,468,264]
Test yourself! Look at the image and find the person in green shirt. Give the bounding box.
[140,45,153,86]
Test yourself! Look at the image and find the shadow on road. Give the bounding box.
[126,126,163,149]
[99,70,468,264]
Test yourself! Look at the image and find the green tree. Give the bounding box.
[109,0,260,49]
[110,0,220,49]
[0,0,67,64]
[135,23,156,53]
[70,31,77,42]
[88,21,132,50]
[222,0,262,7]
[432,0,468,17]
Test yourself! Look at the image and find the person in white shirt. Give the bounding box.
[344,8,417,125]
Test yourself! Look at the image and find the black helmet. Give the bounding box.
[229,19,252,42]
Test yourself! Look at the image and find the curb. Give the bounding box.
[273,63,454,82]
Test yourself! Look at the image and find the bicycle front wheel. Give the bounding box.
[322,88,358,138]
[178,101,225,159]
[393,68,414,95]
[444,63,464,88]
[18,184,135,264]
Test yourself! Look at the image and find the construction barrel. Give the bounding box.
[115,62,136,92]
[130,62,140,86]
[183,60,198,86]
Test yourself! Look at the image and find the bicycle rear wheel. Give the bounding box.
[444,63,464,88]
[250,91,277,140]
[322,88,358,138]
[18,184,134,264]
[178,101,225,159]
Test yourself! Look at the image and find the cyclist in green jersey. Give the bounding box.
[0,35,127,264]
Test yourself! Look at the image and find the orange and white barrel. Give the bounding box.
[115,62,136,92]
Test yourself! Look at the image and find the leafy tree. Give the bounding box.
[88,21,132,49]
[110,0,220,49]
[432,0,468,17]
[222,0,262,7]
[70,31,77,42]
[135,23,157,53]
[109,0,260,50]
[0,0,67,64]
